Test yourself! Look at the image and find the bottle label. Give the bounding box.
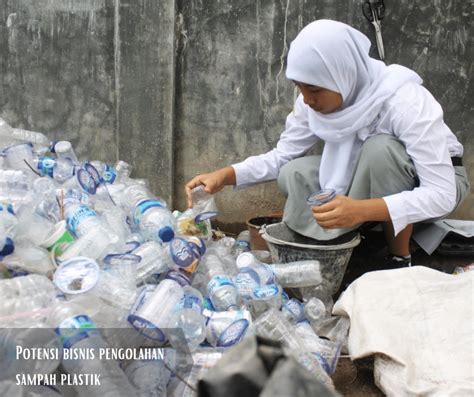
[66,205,97,236]
[234,270,259,298]
[217,319,249,347]
[252,284,280,300]
[102,165,117,184]
[207,275,235,296]
[37,156,56,178]
[55,315,100,349]
[170,237,197,270]
[133,199,166,225]
[282,299,305,321]
[175,293,201,314]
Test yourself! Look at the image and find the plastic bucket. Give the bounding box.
[246,216,282,251]
[260,222,360,294]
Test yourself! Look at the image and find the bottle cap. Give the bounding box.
[159,226,174,243]
[0,237,15,258]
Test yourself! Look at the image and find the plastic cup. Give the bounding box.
[53,256,100,294]
[3,143,34,171]
[306,189,336,207]
[39,220,75,257]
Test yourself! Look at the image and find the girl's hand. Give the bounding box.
[310,195,364,229]
[185,166,236,208]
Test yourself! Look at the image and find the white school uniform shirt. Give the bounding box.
[231,83,464,236]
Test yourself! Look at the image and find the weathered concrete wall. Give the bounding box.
[174,0,473,223]
[1,0,472,224]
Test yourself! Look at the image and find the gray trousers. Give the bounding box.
[277,134,470,241]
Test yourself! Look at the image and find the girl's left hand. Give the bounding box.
[311,195,364,229]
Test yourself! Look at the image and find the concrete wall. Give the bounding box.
[1,0,472,227]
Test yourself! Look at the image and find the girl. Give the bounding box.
[185,20,469,268]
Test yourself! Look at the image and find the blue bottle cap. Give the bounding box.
[159,226,174,243]
[0,237,15,258]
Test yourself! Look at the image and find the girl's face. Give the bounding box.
[294,81,343,114]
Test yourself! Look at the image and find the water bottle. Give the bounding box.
[32,177,61,223]
[0,204,17,259]
[0,118,49,148]
[205,309,252,347]
[115,160,132,181]
[304,297,328,327]
[53,140,79,164]
[207,275,239,311]
[131,241,173,284]
[34,156,75,182]
[168,286,206,351]
[269,260,322,287]
[249,283,282,318]
[281,297,306,324]
[87,161,118,184]
[0,275,57,326]
[128,279,183,343]
[3,142,35,171]
[123,358,171,397]
[125,184,175,243]
[295,321,342,375]
[233,230,251,256]
[50,301,136,396]
[0,170,32,205]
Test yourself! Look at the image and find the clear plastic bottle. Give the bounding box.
[0,274,57,326]
[269,260,322,287]
[53,140,79,164]
[281,297,306,324]
[205,309,252,347]
[50,301,136,396]
[124,184,175,243]
[0,170,31,205]
[132,241,173,284]
[0,118,49,149]
[207,274,239,312]
[0,204,17,259]
[128,279,183,343]
[34,156,75,183]
[168,286,206,351]
[232,230,251,256]
[87,161,118,184]
[304,297,328,327]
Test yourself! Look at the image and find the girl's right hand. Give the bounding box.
[185,166,236,208]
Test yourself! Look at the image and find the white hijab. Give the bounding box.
[286,20,423,193]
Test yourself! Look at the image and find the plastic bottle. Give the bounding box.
[0,170,31,205]
[205,309,252,347]
[168,286,206,351]
[0,118,49,148]
[87,161,118,184]
[0,275,57,326]
[249,283,282,318]
[50,301,136,396]
[304,297,328,327]
[124,184,175,243]
[34,156,75,182]
[0,204,17,259]
[128,279,184,343]
[269,260,322,287]
[53,140,79,164]
[123,358,171,397]
[233,230,251,256]
[115,160,132,181]
[281,297,306,324]
[207,275,239,312]
[32,177,61,223]
[130,241,172,284]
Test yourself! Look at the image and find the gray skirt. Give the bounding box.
[277,134,470,241]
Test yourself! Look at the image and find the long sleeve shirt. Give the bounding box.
[232,83,464,236]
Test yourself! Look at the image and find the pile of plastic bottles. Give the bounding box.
[0,118,350,396]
